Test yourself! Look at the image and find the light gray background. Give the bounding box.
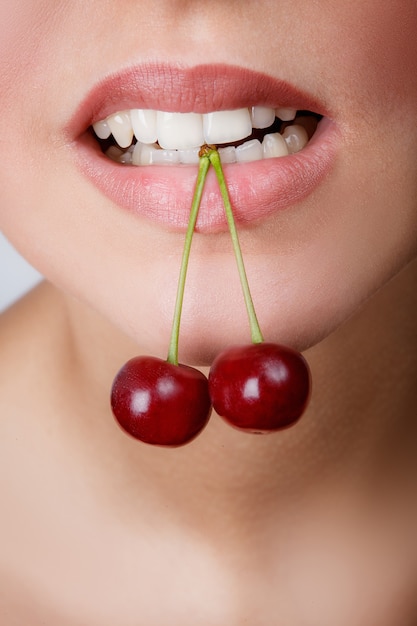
[0,233,42,312]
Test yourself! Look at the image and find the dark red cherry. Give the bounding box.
[111,356,212,446]
[208,342,311,432]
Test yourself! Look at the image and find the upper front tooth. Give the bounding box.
[157,112,204,150]
[130,109,157,144]
[203,109,252,145]
[250,106,276,129]
[92,119,111,139]
[106,111,134,148]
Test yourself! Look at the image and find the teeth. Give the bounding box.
[130,109,157,144]
[94,105,318,164]
[106,111,133,148]
[119,151,133,165]
[235,139,263,163]
[151,147,180,165]
[92,119,111,139]
[132,142,157,166]
[203,108,252,145]
[178,148,200,165]
[132,142,181,166]
[262,133,289,158]
[282,124,309,154]
[157,111,204,150]
[250,106,276,129]
[276,107,297,121]
[218,146,237,164]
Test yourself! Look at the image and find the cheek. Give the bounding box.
[0,2,69,119]
[0,3,46,76]
[334,2,417,111]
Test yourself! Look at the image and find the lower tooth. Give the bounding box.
[132,142,181,165]
[132,142,157,166]
[105,145,124,162]
[178,148,200,165]
[118,151,133,164]
[218,146,237,164]
[235,139,263,163]
[109,124,311,166]
[151,149,180,165]
[262,133,289,158]
[282,124,309,154]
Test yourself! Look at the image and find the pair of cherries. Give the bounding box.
[111,147,311,446]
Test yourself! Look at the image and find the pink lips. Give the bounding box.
[68,63,340,232]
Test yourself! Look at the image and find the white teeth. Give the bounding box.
[92,119,111,139]
[106,111,133,148]
[118,151,133,165]
[218,146,237,164]
[178,147,200,165]
[250,106,276,129]
[282,124,309,154]
[94,105,317,164]
[276,107,297,122]
[203,108,252,145]
[132,142,157,166]
[151,147,180,165]
[235,139,263,163]
[130,109,157,144]
[132,142,180,166]
[262,132,289,158]
[157,111,204,150]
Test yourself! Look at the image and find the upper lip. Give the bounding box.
[67,62,330,138]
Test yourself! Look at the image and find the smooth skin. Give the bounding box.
[1,2,417,625]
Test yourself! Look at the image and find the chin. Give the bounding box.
[147,290,337,368]
[150,254,412,368]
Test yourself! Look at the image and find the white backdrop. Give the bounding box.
[0,233,42,312]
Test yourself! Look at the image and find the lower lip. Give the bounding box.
[73,117,339,233]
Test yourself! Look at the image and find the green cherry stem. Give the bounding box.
[166,152,211,365]
[208,148,264,345]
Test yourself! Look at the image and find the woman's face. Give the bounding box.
[1,1,416,363]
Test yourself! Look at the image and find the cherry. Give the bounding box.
[111,356,211,446]
[209,342,311,432]
[111,146,312,445]
[207,148,311,432]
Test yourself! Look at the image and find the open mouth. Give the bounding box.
[91,106,322,166]
[70,63,339,230]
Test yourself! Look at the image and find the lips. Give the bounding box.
[68,63,340,232]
